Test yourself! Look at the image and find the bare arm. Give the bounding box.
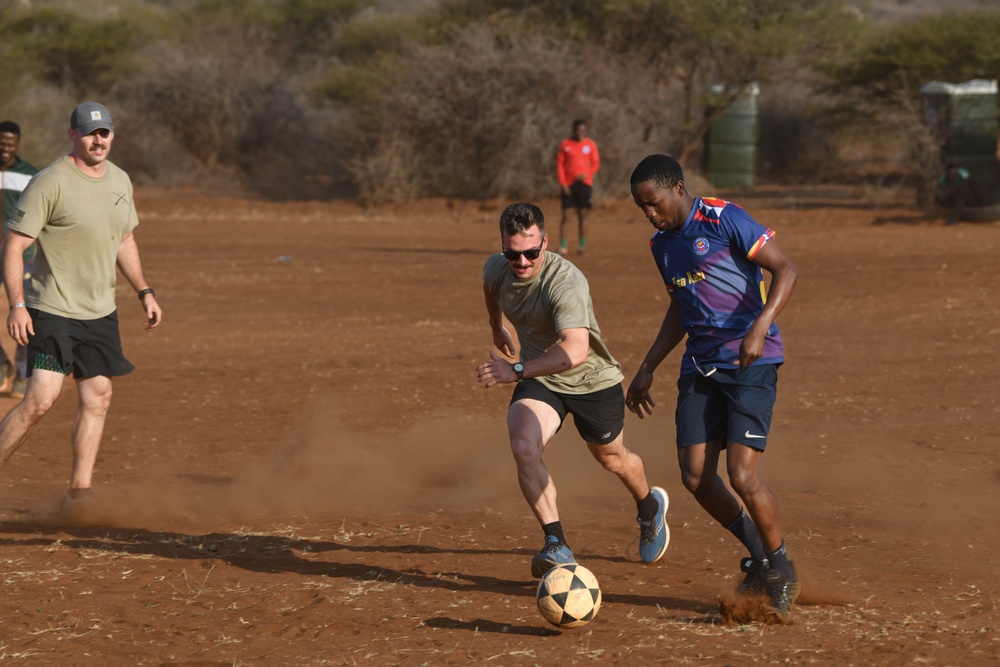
[626,295,686,418]
[117,233,162,330]
[739,239,798,369]
[477,326,590,389]
[2,231,36,345]
[483,281,514,357]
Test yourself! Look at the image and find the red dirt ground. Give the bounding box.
[0,186,996,666]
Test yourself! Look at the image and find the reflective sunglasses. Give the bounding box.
[502,240,545,262]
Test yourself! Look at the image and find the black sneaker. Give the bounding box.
[764,560,800,616]
[736,556,769,595]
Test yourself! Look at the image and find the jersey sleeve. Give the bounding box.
[719,203,774,260]
[588,140,600,178]
[556,141,571,187]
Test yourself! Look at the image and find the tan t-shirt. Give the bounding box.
[483,251,623,394]
[8,156,139,319]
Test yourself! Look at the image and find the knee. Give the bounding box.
[509,436,542,466]
[82,384,113,414]
[727,467,760,498]
[678,468,704,496]
[19,392,57,420]
[592,449,623,475]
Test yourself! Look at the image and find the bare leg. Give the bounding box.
[0,369,64,469]
[726,442,783,551]
[586,431,649,500]
[69,375,113,490]
[577,207,589,252]
[507,398,562,525]
[678,440,744,524]
[558,208,570,254]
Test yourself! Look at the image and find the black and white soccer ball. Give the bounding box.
[535,563,602,629]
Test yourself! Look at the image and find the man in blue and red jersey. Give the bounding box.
[556,119,600,256]
[625,154,801,618]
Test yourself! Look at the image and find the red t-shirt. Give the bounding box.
[557,138,600,187]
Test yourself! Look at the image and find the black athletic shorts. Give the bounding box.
[561,183,593,210]
[510,378,624,445]
[27,308,134,379]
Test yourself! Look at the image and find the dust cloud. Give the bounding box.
[38,409,525,530]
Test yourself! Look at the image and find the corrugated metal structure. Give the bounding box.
[705,84,759,189]
[921,79,999,180]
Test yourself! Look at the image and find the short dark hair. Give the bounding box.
[0,121,21,136]
[630,154,684,189]
[572,119,586,131]
[499,202,545,236]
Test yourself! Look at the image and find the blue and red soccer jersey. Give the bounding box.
[649,197,783,375]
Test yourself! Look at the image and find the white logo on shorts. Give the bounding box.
[744,430,767,439]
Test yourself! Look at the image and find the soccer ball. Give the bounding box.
[535,563,602,629]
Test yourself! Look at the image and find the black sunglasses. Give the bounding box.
[502,240,545,262]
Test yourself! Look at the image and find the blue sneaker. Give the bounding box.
[637,486,670,563]
[530,535,576,578]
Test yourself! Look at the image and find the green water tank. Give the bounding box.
[920,79,999,179]
[706,83,759,189]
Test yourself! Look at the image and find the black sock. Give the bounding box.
[724,508,765,561]
[636,492,659,522]
[542,521,568,547]
[766,541,793,578]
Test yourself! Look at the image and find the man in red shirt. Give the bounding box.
[556,119,600,256]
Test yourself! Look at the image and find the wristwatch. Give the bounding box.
[512,362,525,382]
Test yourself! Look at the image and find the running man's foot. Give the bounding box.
[637,486,669,563]
[530,534,576,578]
[56,488,98,525]
[577,247,586,256]
[736,556,770,595]
[0,360,14,395]
[765,559,800,617]
[9,375,25,399]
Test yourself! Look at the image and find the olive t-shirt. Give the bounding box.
[483,251,623,394]
[9,156,139,319]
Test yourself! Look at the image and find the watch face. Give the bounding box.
[513,363,524,372]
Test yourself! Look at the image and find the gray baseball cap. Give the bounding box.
[70,101,114,135]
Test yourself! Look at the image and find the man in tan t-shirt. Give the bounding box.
[477,202,668,578]
[0,101,162,519]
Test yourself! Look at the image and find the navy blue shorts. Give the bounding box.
[674,364,780,451]
[27,308,134,379]
[561,183,593,210]
[511,379,624,445]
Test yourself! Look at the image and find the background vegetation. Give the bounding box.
[0,0,997,201]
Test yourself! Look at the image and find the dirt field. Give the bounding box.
[0,186,996,666]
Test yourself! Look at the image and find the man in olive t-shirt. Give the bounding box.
[0,102,162,519]
[476,202,668,578]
